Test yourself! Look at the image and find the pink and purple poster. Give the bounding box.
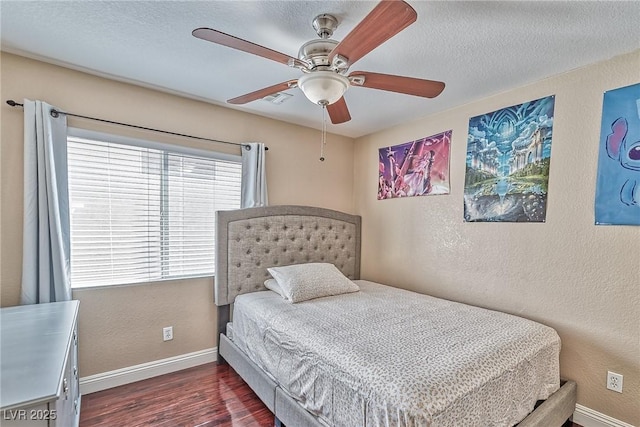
[378,130,451,200]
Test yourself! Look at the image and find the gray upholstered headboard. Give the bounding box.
[215,205,361,306]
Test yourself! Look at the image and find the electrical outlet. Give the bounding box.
[607,371,623,393]
[163,326,173,342]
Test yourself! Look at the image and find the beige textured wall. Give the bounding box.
[353,50,640,425]
[0,53,354,376]
[2,49,639,423]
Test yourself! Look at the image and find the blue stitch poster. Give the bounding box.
[595,83,640,225]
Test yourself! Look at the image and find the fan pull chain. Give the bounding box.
[319,103,327,162]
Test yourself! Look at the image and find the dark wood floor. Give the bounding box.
[80,363,273,426]
[80,362,582,427]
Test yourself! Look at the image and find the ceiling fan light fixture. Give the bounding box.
[297,71,349,105]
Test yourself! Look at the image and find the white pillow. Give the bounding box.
[267,263,359,303]
[264,278,285,297]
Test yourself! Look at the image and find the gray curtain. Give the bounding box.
[240,142,268,208]
[21,99,71,304]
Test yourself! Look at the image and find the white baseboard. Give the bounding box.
[574,404,636,427]
[79,347,217,395]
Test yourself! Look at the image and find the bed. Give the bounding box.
[214,205,576,427]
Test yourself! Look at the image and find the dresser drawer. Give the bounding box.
[1,301,81,427]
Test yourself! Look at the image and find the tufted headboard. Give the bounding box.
[215,205,361,306]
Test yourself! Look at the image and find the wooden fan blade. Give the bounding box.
[328,0,416,67]
[350,71,445,98]
[193,28,305,68]
[227,80,298,105]
[327,97,351,124]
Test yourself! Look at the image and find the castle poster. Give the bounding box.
[464,96,555,222]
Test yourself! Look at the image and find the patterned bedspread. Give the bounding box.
[230,280,560,427]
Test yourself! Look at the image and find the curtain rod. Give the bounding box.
[5,100,266,151]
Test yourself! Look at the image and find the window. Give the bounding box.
[66,129,241,288]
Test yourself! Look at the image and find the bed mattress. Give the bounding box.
[230,280,560,427]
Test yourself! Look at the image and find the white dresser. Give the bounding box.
[1,301,80,426]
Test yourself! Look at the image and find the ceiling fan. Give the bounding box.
[192,0,445,125]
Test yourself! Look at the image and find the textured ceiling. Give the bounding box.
[1,1,639,138]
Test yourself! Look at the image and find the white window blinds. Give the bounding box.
[67,133,241,288]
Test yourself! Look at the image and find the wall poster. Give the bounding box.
[378,130,451,200]
[595,82,640,225]
[464,95,555,222]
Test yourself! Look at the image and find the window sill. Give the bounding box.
[71,274,214,291]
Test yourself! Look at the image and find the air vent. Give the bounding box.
[263,92,293,105]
